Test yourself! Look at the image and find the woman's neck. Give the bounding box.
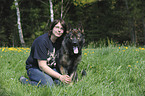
[50,34,58,43]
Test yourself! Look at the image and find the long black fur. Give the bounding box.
[56,28,85,81]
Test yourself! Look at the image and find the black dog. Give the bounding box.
[56,28,85,82]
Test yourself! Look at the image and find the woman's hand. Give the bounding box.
[38,60,72,84]
[59,75,71,84]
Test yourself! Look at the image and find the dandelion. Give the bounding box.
[136,61,138,63]
[92,52,94,53]
[125,47,128,49]
[26,51,29,52]
[8,47,17,51]
[84,53,87,55]
[128,65,131,67]
[119,47,120,49]
[122,50,125,52]
[134,65,138,70]
[136,49,139,51]
[1,56,2,58]
[2,48,5,52]
[141,48,145,50]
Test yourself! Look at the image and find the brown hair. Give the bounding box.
[49,18,67,37]
[49,19,67,50]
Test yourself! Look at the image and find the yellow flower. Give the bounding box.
[119,47,120,49]
[92,52,94,53]
[136,61,138,63]
[2,48,5,52]
[125,47,128,49]
[128,65,131,67]
[90,66,92,68]
[141,48,145,50]
[136,49,139,51]
[84,53,87,55]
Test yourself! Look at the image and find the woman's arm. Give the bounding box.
[38,60,71,84]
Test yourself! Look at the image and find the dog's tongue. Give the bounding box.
[73,47,78,54]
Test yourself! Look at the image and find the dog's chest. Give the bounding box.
[60,54,81,67]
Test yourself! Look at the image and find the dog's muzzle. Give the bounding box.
[73,46,78,54]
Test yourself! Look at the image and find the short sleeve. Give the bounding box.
[32,39,49,60]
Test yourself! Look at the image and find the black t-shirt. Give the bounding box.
[26,33,58,70]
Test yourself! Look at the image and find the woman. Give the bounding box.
[20,19,71,87]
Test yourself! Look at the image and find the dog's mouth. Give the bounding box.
[73,46,79,54]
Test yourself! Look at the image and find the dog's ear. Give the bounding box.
[81,28,84,34]
[77,22,84,34]
[77,26,84,34]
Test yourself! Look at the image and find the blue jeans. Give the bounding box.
[21,67,60,87]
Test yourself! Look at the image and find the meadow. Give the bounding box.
[0,46,144,96]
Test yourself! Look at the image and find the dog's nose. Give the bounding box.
[73,42,78,46]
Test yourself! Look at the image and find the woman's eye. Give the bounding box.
[56,26,59,28]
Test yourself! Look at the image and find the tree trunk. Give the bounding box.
[49,0,54,22]
[61,0,63,18]
[131,19,136,44]
[143,18,145,45]
[63,0,71,19]
[124,0,136,45]
[14,0,25,47]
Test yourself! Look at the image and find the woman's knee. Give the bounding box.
[40,76,54,86]
[27,68,54,86]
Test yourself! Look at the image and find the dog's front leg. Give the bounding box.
[70,71,78,82]
[60,65,66,75]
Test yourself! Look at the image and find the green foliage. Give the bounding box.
[1,0,145,46]
[0,46,144,95]
[73,0,96,6]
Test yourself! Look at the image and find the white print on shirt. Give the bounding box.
[47,48,56,67]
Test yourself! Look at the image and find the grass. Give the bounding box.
[0,46,144,96]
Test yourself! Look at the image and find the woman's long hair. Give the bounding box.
[49,19,67,50]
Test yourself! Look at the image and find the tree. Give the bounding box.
[14,0,25,47]
[49,0,54,22]
[124,0,135,44]
[61,0,63,18]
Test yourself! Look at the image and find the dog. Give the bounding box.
[56,28,85,82]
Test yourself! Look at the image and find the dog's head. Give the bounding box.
[65,28,85,55]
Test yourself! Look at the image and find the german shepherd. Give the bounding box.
[56,28,85,82]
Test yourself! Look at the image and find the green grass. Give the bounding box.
[0,46,144,96]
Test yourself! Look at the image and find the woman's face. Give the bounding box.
[52,22,64,37]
